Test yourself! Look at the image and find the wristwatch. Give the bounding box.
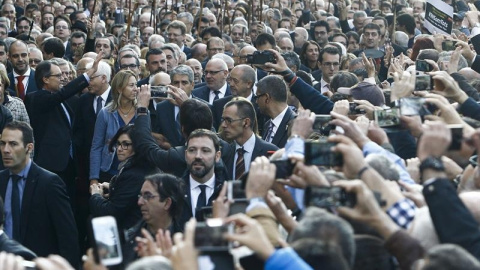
[419,156,445,173]
[136,107,148,114]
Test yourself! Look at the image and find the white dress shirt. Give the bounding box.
[93,87,111,113]
[189,174,216,216]
[208,82,228,104]
[268,106,289,142]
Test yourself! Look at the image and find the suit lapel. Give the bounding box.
[271,108,294,146]
[251,137,263,161]
[20,163,39,243]
[182,175,193,217]
[225,144,235,179]
[0,170,9,200]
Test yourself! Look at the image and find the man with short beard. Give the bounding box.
[7,41,38,100]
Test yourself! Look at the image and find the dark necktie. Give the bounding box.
[11,175,22,240]
[16,75,25,100]
[175,112,182,140]
[235,148,245,179]
[263,120,275,142]
[213,90,220,101]
[96,96,103,115]
[195,184,207,220]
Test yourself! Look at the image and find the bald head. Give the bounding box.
[185,58,203,83]
[76,57,94,76]
[149,71,171,86]
[239,45,257,64]
[83,52,98,59]
[205,58,228,91]
[458,68,480,81]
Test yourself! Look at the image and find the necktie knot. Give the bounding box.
[237,147,245,155]
[213,90,220,101]
[11,175,22,183]
[198,184,207,193]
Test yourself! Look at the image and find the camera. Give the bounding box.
[416,60,432,72]
[305,186,356,208]
[150,85,171,98]
[399,97,431,116]
[449,124,463,151]
[313,114,335,135]
[304,139,343,167]
[246,51,276,65]
[374,108,400,127]
[194,218,233,252]
[415,75,434,91]
[271,159,295,179]
[442,40,457,51]
[349,102,365,115]
[90,216,123,266]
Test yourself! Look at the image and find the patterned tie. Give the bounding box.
[263,120,275,142]
[195,184,207,220]
[11,175,22,240]
[235,147,245,179]
[213,90,220,101]
[16,75,25,100]
[96,96,103,115]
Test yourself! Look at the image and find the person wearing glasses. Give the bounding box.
[166,20,192,59]
[27,47,43,70]
[89,124,159,232]
[192,58,231,105]
[53,15,71,48]
[15,17,32,36]
[118,53,141,77]
[316,46,341,95]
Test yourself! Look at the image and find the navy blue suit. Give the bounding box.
[154,100,185,148]
[183,46,192,59]
[263,107,296,148]
[192,84,232,104]
[7,69,38,98]
[290,77,334,114]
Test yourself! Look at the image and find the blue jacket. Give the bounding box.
[265,248,312,270]
[90,107,130,180]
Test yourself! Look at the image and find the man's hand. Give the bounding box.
[428,71,468,104]
[290,109,315,139]
[90,183,103,196]
[362,52,376,78]
[330,111,371,148]
[456,40,476,64]
[391,69,415,101]
[85,51,104,78]
[332,100,349,116]
[171,219,198,270]
[245,156,276,199]
[36,255,76,270]
[277,160,330,188]
[263,49,291,73]
[167,85,188,107]
[135,228,162,258]
[137,84,151,108]
[329,135,368,179]
[212,184,232,219]
[417,121,451,161]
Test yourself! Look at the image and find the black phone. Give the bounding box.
[150,85,171,98]
[246,51,276,65]
[304,186,356,208]
[271,159,295,179]
[228,199,249,216]
[313,114,335,135]
[442,40,457,51]
[448,124,463,151]
[416,60,432,72]
[349,102,365,115]
[194,218,232,252]
[415,75,434,91]
[304,139,343,167]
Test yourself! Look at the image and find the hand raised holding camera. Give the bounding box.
[278,161,330,188]
[429,71,468,104]
[245,156,276,199]
[329,135,368,179]
[391,69,415,102]
[332,100,349,116]
[136,84,151,108]
[212,184,232,219]
[330,111,371,148]
[417,121,451,161]
[263,49,291,74]
[166,85,188,107]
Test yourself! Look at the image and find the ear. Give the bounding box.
[42,76,49,85]
[164,197,172,211]
[26,143,34,154]
[215,150,221,162]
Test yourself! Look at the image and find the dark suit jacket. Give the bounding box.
[290,77,334,114]
[0,162,79,266]
[178,173,225,230]
[194,81,207,89]
[183,46,192,59]
[192,84,232,104]
[25,75,89,172]
[73,91,112,179]
[137,76,149,87]
[154,100,185,147]
[262,107,296,149]
[0,233,37,260]
[224,136,279,180]
[133,114,230,178]
[7,69,38,98]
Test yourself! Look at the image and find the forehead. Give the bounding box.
[141,181,156,193]
[323,53,340,62]
[187,136,215,149]
[152,75,170,85]
[29,51,40,58]
[172,74,189,81]
[149,53,165,61]
[1,128,23,141]
[163,49,174,56]
[223,104,238,116]
[43,13,53,18]
[118,134,131,141]
[230,68,243,78]
[18,20,30,25]
[72,36,84,41]
[364,28,378,34]
[206,61,222,70]
[51,64,61,73]
[10,43,28,53]
[186,61,201,68]
[59,64,69,71]
[56,20,68,26]
[3,6,14,11]
[121,57,136,65]
[97,39,109,45]
[168,27,181,33]
[315,26,327,31]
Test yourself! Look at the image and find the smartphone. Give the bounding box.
[304,139,343,167]
[194,218,233,252]
[374,108,401,127]
[349,102,365,115]
[313,114,335,135]
[246,51,276,65]
[271,159,295,179]
[150,85,172,98]
[442,40,457,51]
[228,199,249,216]
[91,216,123,266]
[415,75,434,91]
[227,180,246,200]
[448,124,463,151]
[416,59,432,72]
[383,90,392,105]
[399,97,431,116]
[304,186,356,208]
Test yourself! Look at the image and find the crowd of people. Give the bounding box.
[0,0,480,269]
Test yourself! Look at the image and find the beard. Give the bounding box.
[188,159,214,179]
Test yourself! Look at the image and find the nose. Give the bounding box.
[138,196,144,205]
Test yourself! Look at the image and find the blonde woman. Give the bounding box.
[90,70,139,184]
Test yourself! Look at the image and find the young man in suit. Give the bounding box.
[166,20,192,59]
[221,98,278,180]
[193,58,231,104]
[256,75,296,148]
[0,121,79,266]
[7,41,38,100]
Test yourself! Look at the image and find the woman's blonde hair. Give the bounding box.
[0,69,10,89]
[108,70,138,112]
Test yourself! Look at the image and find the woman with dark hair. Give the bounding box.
[299,40,322,73]
[410,37,434,61]
[123,173,184,265]
[89,124,159,231]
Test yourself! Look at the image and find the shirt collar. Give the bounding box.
[99,86,111,101]
[272,106,289,128]
[235,133,256,153]
[189,173,216,191]
[13,68,31,78]
[320,78,330,94]
[10,159,32,179]
[214,82,228,95]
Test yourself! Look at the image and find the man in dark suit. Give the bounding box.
[0,121,79,266]
[7,41,38,100]
[221,98,278,180]
[256,75,296,149]
[166,20,192,59]
[193,58,231,104]
[24,53,102,208]
[136,48,167,87]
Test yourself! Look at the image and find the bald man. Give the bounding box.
[186,58,204,85]
[192,58,231,104]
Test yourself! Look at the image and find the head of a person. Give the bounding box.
[51,57,71,86]
[227,64,255,98]
[300,40,321,66]
[331,33,348,48]
[289,207,356,267]
[294,27,308,49]
[86,61,111,95]
[278,37,294,52]
[9,40,30,75]
[191,43,207,62]
[362,23,381,49]
[170,64,194,96]
[53,15,71,41]
[330,71,359,92]
[313,21,330,47]
[42,37,66,59]
[119,53,141,76]
[185,129,221,182]
[1,4,16,23]
[282,51,301,73]
[239,45,257,65]
[160,44,179,73]
[255,75,288,116]
[125,255,173,270]
[221,97,257,141]
[204,58,228,91]
[95,37,114,59]
[231,24,247,43]
[413,0,425,14]
[35,60,63,91]
[166,20,187,47]
[185,58,203,83]
[418,244,480,270]
[290,238,350,270]
[396,13,416,36]
[16,16,32,35]
[372,16,388,38]
[108,124,136,162]
[110,70,138,111]
[353,11,367,33]
[206,37,225,59]
[145,48,167,75]
[255,33,276,51]
[319,47,341,82]
[346,31,360,53]
[0,121,35,174]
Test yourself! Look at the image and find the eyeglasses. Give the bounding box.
[138,193,159,201]
[116,141,133,150]
[204,70,225,76]
[253,93,267,101]
[220,117,246,125]
[120,64,139,70]
[90,75,102,80]
[322,62,340,68]
[47,73,63,78]
[29,59,41,64]
[55,25,69,30]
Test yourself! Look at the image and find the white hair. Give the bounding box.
[212,53,234,68]
[86,61,112,82]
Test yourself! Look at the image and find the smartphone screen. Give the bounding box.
[91,216,123,266]
[304,140,343,166]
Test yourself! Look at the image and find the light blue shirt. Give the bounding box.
[4,159,32,239]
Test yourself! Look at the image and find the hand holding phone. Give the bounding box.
[90,216,123,266]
